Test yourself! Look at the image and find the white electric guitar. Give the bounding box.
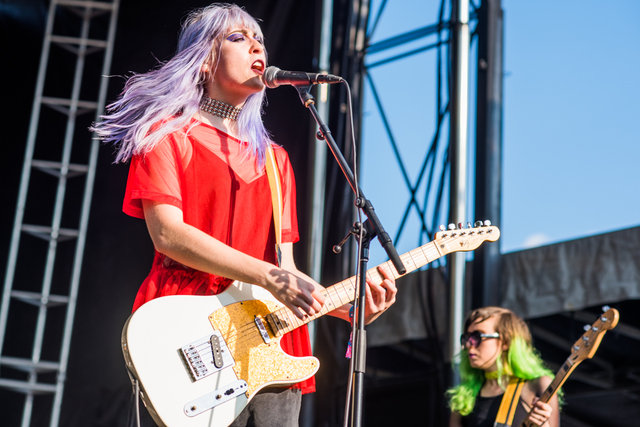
[122,223,499,427]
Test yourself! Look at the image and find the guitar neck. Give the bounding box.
[269,240,443,334]
[537,313,615,404]
[521,357,578,427]
[521,308,618,427]
[540,359,578,403]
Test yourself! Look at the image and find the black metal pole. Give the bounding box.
[473,0,504,308]
[293,84,405,427]
[350,220,372,427]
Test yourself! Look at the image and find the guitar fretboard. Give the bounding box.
[266,240,443,336]
[542,359,573,402]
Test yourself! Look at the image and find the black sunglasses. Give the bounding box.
[460,331,500,348]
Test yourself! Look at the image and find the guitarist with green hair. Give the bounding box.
[448,307,561,427]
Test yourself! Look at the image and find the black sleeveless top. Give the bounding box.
[461,393,528,427]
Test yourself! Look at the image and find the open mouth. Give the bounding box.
[251,60,265,74]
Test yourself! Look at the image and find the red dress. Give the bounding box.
[122,118,315,393]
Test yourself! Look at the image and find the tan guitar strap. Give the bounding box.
[265,144,283,266]
[494,377,525,427]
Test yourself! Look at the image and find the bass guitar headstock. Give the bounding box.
[569,306,619,364]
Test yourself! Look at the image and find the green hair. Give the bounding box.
[446,307,562,416]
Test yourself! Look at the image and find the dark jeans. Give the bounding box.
[230,388,302,427]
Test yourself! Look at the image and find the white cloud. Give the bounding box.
[522,233,551,249]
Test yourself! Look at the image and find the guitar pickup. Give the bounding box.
[210,334,224,368]
[254,315,271,344]
[181,331,235,381]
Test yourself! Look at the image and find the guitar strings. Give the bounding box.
[209,249,429,350]
[215,285,353,350]
[211,245,439,350]
[182,238,467,382]
[218,290,339,348]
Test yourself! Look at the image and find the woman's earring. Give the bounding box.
[200,64,212,84]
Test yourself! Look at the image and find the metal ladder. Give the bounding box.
[0,1,120,426]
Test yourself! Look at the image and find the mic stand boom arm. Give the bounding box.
[294,85,406,276]
[294,85,406,427]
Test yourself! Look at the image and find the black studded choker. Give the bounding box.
[199,96,242,121]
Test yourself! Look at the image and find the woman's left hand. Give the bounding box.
[527,398,553,426]
[363,265,397,324]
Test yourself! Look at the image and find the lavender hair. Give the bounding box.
[92,3,271,165]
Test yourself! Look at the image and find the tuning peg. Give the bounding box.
[483,219,492,226]
[467,222,472,229]
[602,305,610,312]
[474,220,483,227]
[583,324,591,332]
[448,223,456,230]
[439,224,446,231]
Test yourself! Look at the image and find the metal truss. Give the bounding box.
[0,1,120,426]
[362,0,480,260]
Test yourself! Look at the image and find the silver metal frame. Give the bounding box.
[0,1,120,426]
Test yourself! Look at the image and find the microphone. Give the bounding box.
[262,66,343,88]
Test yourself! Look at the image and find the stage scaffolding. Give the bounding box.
[0,1,120,426]
[312,1,503,425]
[327,0,503,356]
[321,2,639,426]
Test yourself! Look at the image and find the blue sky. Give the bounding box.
[358,0,640,265]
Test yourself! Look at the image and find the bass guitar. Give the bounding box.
[522,306,619,426]
[122,223,499,426]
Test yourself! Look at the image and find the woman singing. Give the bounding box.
[93,3,396,425]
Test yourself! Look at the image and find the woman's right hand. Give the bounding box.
[264,267,325,320]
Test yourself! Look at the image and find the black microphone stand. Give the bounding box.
[293,84,406,427]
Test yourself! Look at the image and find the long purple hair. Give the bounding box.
[93,3,271,164]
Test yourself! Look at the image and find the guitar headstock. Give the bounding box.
[434,220,500,256]
[569,306,619,363]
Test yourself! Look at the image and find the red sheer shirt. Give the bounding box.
[123,119,314,393]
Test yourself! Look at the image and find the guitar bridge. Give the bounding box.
[180,331,235,381]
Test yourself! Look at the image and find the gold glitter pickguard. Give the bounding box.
[208,299,319,398]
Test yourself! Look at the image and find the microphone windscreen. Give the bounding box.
[262,66,281,88]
